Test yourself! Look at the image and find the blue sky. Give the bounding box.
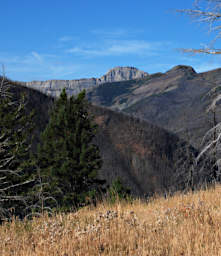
[1,0,221,81]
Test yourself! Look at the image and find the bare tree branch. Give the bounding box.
[179,47,221,54]
[177,0,221,54]
[0,68,36,221]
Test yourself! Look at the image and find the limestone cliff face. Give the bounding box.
[99,66,148,83]
[24,66,148,97]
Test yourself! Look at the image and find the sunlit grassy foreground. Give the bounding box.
[1,185,221,256]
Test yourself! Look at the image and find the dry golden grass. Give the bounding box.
[1,185,221,255]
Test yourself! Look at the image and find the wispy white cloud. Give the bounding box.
[65,27,166,57]
[0,54,20,64]
[108,40,156,55]
[91,29,129,38]
[18,52,56,65]
[59,36,74,42]
[0,51,84,81]
[66,40,166,57]
[91,28,144,39]
[31,51,43,62]
[47,63,81,78]
[3,26,219,81]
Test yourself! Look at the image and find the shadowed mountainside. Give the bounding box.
[3,80,213,197]
[19,64,221,149]
[87,65,221,149]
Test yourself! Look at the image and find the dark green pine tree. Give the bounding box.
[37,89,104,211]
[0,77,35,221]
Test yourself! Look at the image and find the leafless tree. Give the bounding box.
[25,166,57,218]
[0,69,35,221]
[0,68,57,221]
[177,0,221,182]
[178,0,221,54]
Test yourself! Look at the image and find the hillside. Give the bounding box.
[87,65,221,148]
[1,185,221,255]
[90,105,211,196]
[17,65,221,149]
[21,64,221,149]
[3,80,211,197]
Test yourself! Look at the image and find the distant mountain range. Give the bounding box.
[21,64,221,148]
[23,66,148,97]
[4,64,221,196]
[4,82,205,197]
[87,65,221,149]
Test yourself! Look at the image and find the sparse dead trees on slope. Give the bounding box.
[0,73,35,221]
[196,108,221,181]
[177,0,221,184]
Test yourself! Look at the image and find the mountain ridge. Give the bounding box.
[12,64,221,149]
[23,66,148,97]
[21,64,202,100]
[87,64,221,148]
[1,78,210,196]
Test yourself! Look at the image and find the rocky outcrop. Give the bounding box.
[166,65,196,76]
[23,66,148,97]
[99,66,148,83]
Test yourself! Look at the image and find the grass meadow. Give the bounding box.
[1,185,221,255]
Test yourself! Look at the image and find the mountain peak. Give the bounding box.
[99,66,148,83]
[23,66,148,97]
[166,65,196,75]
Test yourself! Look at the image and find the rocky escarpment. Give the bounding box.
[99,66,148,83]
[23,66,148,97]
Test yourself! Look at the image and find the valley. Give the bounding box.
[6,63,221,196]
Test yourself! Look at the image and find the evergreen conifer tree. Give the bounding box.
[37,89,103,210]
